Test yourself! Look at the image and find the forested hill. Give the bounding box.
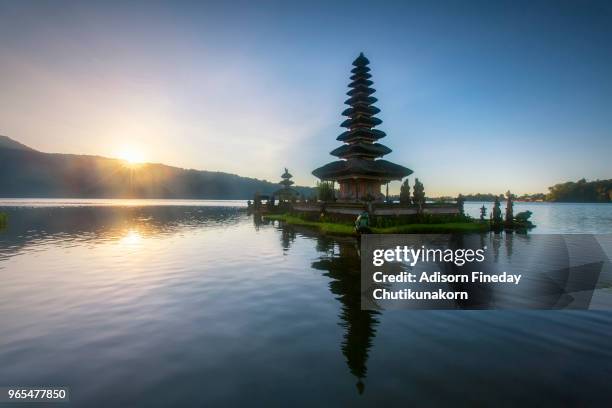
[457,179,611,203]
[0,136,314,199]
[547,179,612,202]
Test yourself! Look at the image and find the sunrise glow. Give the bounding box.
[118,149,145,165]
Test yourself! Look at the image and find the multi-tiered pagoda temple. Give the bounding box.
[275,168,298,201]
[312,53,412,201]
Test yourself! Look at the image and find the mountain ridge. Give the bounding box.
[0,136,314,199]
[0,135,36,151]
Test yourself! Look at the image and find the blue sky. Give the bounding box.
[0,0,610,195]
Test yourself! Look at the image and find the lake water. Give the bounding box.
[0,200,611,406]
[464,201,612,234]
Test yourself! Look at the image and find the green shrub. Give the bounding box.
[399,179,411,204]
[317,181,335,202]
[413,178,425,207]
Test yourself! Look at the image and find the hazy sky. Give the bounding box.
[1,0,610,195]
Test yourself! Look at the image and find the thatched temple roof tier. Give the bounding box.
[348,78,373,88]
[341,105,380,117]
[351,64,370,73]
[350,72,372,81]
[336,128,386,142]
[344,95,378,106]
[346,86,376,97]
[330,143,392,158]
[312,158,412,181]
[340,116,382,129]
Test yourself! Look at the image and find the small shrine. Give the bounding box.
[275,168,298,201]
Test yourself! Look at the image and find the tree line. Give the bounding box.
[445,179,611,203]
[546,178,611,202]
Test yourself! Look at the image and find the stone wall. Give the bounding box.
[292,203,459,217]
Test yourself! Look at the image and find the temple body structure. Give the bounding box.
[312,53,412,202]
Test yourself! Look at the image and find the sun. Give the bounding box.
[118,149,145,165]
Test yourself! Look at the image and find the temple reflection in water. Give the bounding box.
[311,237,379,394]
[270,221,379,394]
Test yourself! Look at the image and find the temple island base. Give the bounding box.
[250,199,487,236]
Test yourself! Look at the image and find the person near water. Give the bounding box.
[355,211,371,234]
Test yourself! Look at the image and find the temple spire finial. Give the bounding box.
[353,52,370,66]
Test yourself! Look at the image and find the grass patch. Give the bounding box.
[264,214,356,235]
[264,214,489,235]
[0,212,7,228]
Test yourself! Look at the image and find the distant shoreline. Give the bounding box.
[462,200,612,204]
[0,198,609,206]
[0,198,249,208]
